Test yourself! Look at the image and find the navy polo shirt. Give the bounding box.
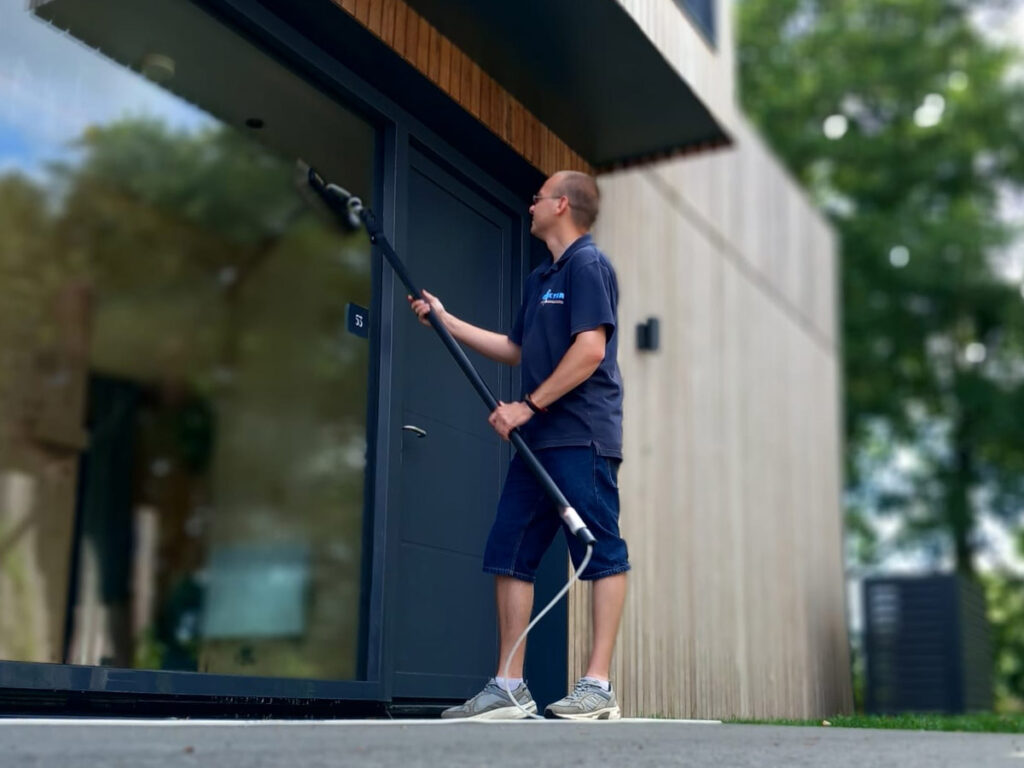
[510,234,623,459]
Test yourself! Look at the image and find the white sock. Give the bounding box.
[581,676,610,691]
[494,677,523,690]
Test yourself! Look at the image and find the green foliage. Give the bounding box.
[738,0,1024,573]
[59,120,303,247]
[982,571,1024,710]
[728,712,1024,731]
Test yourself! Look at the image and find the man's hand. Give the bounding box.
[407,289,446,327]
[488,400,533,441]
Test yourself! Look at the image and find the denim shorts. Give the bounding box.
[483,446,631,583]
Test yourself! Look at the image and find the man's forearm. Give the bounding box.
[529,330,605,409]
[442,313,522,366]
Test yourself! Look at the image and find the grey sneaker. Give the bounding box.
[544,678,621,720]
[440,679,537,720]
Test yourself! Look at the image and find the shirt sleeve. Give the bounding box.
[569,255,617,340]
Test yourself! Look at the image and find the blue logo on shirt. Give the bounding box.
[540,289,565,305]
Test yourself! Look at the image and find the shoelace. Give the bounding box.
[564,679,597,703]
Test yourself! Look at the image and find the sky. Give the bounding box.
[974,2,1024,281]
[973,1,1024,49]
[0,0,211,179]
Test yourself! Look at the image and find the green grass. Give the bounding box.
[726,713,1024,733]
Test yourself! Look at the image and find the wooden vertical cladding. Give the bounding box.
[381,0,396,43]
[438,36,452,93]
[448,40,462,103]
[580,118,853,720]
[330,0,592,176]
[416,17,431,78]
[367,0,383,36]
[355,0,371,25]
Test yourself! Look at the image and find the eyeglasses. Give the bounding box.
[531,194,566,204]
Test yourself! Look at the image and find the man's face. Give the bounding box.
[529,176,563,237]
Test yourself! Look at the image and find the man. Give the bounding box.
[408,170,629,720]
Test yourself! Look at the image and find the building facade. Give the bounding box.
[0,0,851,718]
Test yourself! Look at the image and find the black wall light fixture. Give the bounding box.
[636,317,660,352]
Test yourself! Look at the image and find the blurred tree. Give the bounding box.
[738,0,1024,576]
[39,118,371,407]
[0,175,51,275]
[981,570,1024,710]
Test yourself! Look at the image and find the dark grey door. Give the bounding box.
[390,149,518,700]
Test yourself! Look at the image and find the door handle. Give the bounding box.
[402,425,427,438]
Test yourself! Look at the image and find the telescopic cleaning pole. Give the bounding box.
[303,165,596,548]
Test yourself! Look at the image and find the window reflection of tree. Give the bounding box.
[1,118,371,678]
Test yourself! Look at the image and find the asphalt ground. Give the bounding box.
[2,718,1022,767]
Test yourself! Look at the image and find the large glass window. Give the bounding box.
[0,0,376,681]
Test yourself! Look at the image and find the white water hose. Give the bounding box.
[501,543,593,719]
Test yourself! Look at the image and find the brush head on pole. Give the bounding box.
[293,159,364,231]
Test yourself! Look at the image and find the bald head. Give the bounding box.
[551,171,600,230]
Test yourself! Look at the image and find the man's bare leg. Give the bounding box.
[495,575,534,677]
[585,572,627,680]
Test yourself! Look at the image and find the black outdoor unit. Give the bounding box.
[864,574,992,714]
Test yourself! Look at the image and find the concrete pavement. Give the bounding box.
[1,718,1022,767]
